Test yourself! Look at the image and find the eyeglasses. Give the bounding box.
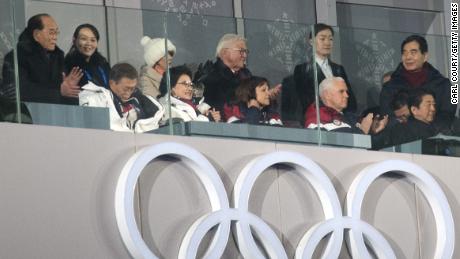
[177,81,194,88]
[44,29,60,37]
[226,48,249,55]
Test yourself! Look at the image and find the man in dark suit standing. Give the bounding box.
[282,23,357,126]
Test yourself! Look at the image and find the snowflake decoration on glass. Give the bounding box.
[153,0,216,26]
[355,32,396,87]
[0,31,14,50]
[266,12,308,72]
[0,29,20,68]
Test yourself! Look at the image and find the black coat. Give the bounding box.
[64,50,110,88]
[64,50,110,105]
[282,60,357,125]
[379,63,456,130]
[201,58,252,113]
[3,38,65,104]
[372,117,438,149]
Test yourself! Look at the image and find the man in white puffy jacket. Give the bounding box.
[79,63,164,133]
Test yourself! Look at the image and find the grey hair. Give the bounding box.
[215,33,246,58]
[319,77,345,99]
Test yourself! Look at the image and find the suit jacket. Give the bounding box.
[282,60,357,126]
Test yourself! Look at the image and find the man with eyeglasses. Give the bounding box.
[197,34,253,115]
[2,13,83,104]
[79,63,164,133]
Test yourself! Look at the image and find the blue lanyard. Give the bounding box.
[84,66,108,87]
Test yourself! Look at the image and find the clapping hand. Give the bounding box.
[371,115,388,134]
[60,67,83,97]
[209,108,221,122]
[268,83,282,100]
[360,113,374,135]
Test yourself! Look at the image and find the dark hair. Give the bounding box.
[408,88,435,110]
[110,63,138,82]
[235,76,269,103]
[391,90,409,111]
[67,24,107,64]
[159,65,193,97]
[309,23,334,39]
[72,23,100,42]
[19,13,50,42]
[401,35,428,54]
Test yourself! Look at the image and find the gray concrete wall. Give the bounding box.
[0,122,459,258]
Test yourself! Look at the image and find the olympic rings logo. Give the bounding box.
[115,142,455,259]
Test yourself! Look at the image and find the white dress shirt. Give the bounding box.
[315,55,333,79]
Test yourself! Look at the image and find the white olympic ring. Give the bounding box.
[115,142,455,259]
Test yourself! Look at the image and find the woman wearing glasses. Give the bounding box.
[159,65,221,122]
[64,23,110,105]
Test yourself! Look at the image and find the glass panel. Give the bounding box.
[0,0,26,124]
[243,0,315,24]
[325,24,458,155]
[7,1,455,155]
[11,1,110,129]
[141,0,233,17]
[155,9,323,143]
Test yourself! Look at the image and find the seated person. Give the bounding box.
[374,88,440,148]
[2,13,82,104]
[158,65,220,122]
[79,63,164,133]
[390,90,410,124]
[305,77,386,134]
[284,23,357,125]
[139,36,176,98]
[64,23,111,105]
[224,76,282,125]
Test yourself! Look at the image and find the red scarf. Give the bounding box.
[402,64,428,88]
[180,98,196,109]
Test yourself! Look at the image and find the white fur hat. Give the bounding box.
[140,36,176,67]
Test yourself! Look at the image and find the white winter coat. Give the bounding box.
[79,82,165,133]
[159,95,210,122]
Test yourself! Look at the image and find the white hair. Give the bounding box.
[319,77,345,99]
[215,33,246,58]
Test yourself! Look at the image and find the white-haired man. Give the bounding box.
[304,77,387,134]
[198,34,281,118]
[198,34,252,113]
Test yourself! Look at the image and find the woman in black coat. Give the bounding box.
[64,23,110,104]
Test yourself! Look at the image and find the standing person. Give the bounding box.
[2,13,82,104]
[79,63,164,133]
[158,65,220,122]
[284,23,357,126]
[139,36,176,99]
[380,35,456,131]
[64,23,110,105]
